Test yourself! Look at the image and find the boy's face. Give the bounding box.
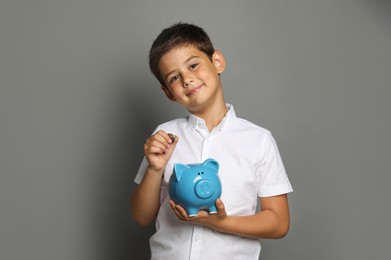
[158,45,225,113]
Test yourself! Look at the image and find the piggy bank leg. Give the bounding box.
[187,208,199,218]
[208,205,218,214]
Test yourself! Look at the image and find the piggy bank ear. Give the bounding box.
[173,163,188,181]
[203,158,219,173]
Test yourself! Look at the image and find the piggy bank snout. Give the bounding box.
[194,179,215,199]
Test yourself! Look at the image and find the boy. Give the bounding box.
[131,23,293,260]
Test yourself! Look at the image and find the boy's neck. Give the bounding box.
[191,100,228,132]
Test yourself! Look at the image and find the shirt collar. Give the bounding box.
[188,104,236,132]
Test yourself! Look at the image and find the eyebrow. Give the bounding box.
[164,55,200,82]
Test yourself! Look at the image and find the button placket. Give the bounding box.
[189,226,204,260]
[201,136,211,161]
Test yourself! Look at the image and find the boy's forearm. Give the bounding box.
[207,195,290,239]
[131,168,163,226]
[219,209,290,239]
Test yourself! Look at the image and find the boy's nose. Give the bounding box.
[182,72,194,87]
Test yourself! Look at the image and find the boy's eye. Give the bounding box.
[189,63,198,70]
[170,75,180,83]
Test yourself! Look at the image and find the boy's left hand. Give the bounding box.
[169,199,228,231]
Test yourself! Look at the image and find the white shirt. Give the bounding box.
[134,105,293,260]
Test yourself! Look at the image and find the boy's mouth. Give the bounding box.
[186,85,203,96]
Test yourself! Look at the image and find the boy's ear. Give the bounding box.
[161,85,176,101]
[212,50,225,74]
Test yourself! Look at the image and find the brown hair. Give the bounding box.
[149,22,215,87]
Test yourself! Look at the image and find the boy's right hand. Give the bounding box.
[144,130,178,174]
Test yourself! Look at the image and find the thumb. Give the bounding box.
[170,134,179,147]
[165,134,179,156]
[216,199,226,214]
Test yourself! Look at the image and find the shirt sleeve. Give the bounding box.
[256,131,293,197]
[134,126,161,184]
[134,156,149,184]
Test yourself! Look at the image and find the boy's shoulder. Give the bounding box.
[233,116,272,136]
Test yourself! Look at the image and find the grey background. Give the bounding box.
[1,0,390,259]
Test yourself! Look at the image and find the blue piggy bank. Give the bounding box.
[168,158,222,217]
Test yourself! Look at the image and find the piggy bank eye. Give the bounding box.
[201,172,204,174]
[197,172,200,175]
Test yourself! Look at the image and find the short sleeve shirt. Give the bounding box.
[134,105,293,260]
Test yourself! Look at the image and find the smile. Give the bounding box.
[186,85,203,96]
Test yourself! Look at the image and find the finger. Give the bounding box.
[148,131,178,152]
[144,141,167,155]
[216,198,224,208]
[156,130,174,144]
[145,132,173,153]
[147,146,166,155]
[167,133,179,144]
[169,201,181,216]
[151,133,171,148]
[216,198,226,215]
[170,201,188,221]
[175,204,193,220]
[149,139,170,152]
[169,200,182,215]
[156,130,179,145]
[154,136,178,156]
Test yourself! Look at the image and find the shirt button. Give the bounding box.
[195,236,200,241]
